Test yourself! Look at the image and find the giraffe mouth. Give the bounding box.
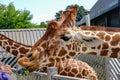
[18,57,40,72]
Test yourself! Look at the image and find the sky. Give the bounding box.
[0,0,97,24]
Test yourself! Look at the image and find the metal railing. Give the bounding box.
[11,67,87,80]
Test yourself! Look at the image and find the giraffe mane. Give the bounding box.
[80,25,120,32]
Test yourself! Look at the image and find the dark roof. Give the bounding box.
[76,0,119,25]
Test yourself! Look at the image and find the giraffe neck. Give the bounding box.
[0,33,32,57]
[78,30,120,58]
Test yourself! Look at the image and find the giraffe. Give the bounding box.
[17,5,120,73]
[0,28,97,79]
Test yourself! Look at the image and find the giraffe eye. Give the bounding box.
[61,35,71,41]
[27,54,32,58]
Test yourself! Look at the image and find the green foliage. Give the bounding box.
[55,10,62,21]
[0,3,47,29]
[55,4,86,22]
[39,22,48,28]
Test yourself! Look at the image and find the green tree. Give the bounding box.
[55,4,86,22]
[0,3,40,29]
[39,22,48,28]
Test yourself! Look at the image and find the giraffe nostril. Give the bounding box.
[27,54,32,58]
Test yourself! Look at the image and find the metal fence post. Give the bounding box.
[105,58,110,80]
[117,73,120,79]
[47,67,58,80]
[85,11,90,26]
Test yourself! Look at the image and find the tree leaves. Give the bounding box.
[0,3,47,29]
[55,4,86,22]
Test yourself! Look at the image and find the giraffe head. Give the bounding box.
[18,5,102,72]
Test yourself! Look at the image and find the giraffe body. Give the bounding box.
[43,59,97,80]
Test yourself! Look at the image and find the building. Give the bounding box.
[77,0,120,27]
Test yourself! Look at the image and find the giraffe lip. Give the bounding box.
[25,64,40,72]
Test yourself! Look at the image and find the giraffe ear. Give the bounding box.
[74,32,103,47]
[48,20,58,30]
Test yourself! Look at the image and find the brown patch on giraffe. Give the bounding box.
[66,55,71,58]
[65,67,71,72]
[71,68,78,74]
[49,58,55,63]
[58,47,67,57]
[105,35,111,41]
[53,52,57,56]
[91,47,95,49]
[62,57,65,61]
[82,69,88,76]
[6,46,10,52]
[47,62,55,67]
[102,43,109,49]
[41,42,47,49]
[82,47,87,52]
[69,52,76,57]
[66,45,71,50]
[68,72,75,77]
[12,50,18,56]
[100,50,108,56]
[91,33,95,36]
[0,41,2,46]
[4,41,8,45]
[8,40,13,45]
[19,47,29,53]
[85,32,90,35]
[111,34,120,46]
[11,47,17,49]
[110,53,118,58]
[76,74,82,78]
[88,52,97,55]
[14,43,20,47]
[96,32,105,39]
[36,47,41,51]
[97,45,101,49]
[56,58,60,62]
[112,48,120,53]
[60,71,67,76]
[72,43,77,50]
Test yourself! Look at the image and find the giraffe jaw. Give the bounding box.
[18,57,40,72]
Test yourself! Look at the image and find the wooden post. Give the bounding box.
[47,67,58,80]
